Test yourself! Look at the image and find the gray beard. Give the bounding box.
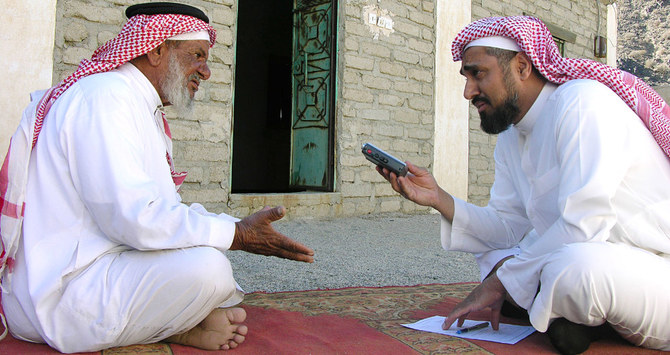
[160,53,195,118]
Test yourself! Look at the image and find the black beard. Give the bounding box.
[478,93,520,134]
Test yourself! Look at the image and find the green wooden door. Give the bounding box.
[290,0,336,190]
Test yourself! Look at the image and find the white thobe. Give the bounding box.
[1,63,244,352]
[441,80,670,350]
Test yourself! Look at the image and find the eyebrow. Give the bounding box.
[192,47,208,58]
[460,64,479,76]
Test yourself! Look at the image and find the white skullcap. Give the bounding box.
[167,30,210,41]
[464,36,521,52]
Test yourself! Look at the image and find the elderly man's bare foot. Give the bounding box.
[165,307,248,350]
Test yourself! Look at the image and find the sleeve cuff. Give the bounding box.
[475,247,520,281]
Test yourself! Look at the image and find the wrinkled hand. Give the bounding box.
[442,274,507,331]
[231,206,314,263]
[376,161,440,208]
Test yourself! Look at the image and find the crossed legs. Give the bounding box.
[530,242,670,351]
[5,246,247,352]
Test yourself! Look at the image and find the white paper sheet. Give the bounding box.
[402,316,535,345]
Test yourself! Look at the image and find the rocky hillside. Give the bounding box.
[617,0,670,85]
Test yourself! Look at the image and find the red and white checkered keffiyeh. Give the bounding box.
[0,13,216,277]
[452,15,670,159]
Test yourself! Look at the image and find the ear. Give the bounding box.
[515,52,534,81]
[145,42,169,67]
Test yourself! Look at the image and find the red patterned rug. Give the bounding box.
[0,283,662,354]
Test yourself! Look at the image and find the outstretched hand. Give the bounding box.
[231,206,314,263]
[376,161,440,208]
[442,274,507,331]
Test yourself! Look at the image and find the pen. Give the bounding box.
[456,322,489,334]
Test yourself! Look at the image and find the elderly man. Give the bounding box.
[378,16,670,354]
[0,2,314,352]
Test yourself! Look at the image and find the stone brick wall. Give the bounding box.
[52,0,435,218]
[50,0,609,217]
[466,1,609,206]
[338,0,435,216]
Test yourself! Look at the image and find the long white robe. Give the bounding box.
[441,80,670,350]
[2,63,243,352]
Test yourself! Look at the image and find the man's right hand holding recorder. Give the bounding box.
[375,160,456,223]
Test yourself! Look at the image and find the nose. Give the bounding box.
[463,79,479,100]
[198,62,211,81]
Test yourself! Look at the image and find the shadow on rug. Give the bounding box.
[0,283,663,354]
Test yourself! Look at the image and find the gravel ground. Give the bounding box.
[226,212,480,293]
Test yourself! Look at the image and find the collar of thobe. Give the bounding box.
[114,63,171,157]
[115,62,163,110]
[114,63,186,190]
[514,82,558,136]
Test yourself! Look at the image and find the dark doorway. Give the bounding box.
[232,0,336,193]
[232,1,294,193]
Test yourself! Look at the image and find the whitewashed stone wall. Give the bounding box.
[0,0,56,163]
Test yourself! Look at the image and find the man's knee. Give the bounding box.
[548,243,610,275]
[542,243,613,298]
[169,247,236,295]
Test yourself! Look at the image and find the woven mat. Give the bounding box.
[1,283,661,354]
